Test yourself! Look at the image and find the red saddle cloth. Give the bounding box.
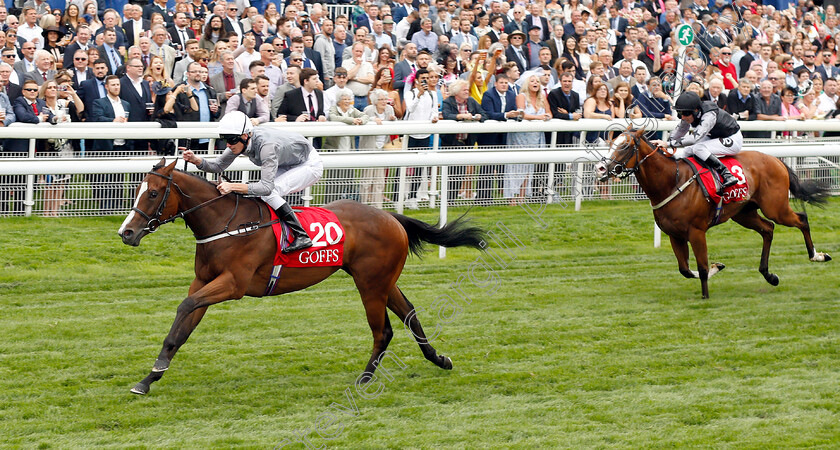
[686,156,750,204]
[269,207,346,268]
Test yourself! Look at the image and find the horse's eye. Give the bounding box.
[149,191,159,199]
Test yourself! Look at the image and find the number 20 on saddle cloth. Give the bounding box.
[264,207,346,295]
[686,156,750,205]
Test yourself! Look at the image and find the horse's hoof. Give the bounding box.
[765,273,780,286]
[440,355,453,370]
[715,262,726,271]
[152,358,170,373]
[826,254,833,262]
[130,382,149,395]
[811,252,832,262]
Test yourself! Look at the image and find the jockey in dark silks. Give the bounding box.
[182,111,324,253]
[653,91,741,193]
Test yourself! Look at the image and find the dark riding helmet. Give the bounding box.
[674,91,702,121]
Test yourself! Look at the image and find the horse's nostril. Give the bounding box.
[123,230,134,238]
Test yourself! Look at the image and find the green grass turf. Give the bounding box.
[1,199,839,448]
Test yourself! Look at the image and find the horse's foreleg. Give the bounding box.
[387,285,453,371]
[688,228,712,299]
[131,272,240,395]
[732,209,779,286]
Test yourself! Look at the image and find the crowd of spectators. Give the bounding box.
[1,0,839,212]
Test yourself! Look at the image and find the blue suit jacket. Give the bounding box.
[480,87,516,146]
[392,60,413,98]
[355,14,372,32]
[90,96,130,151]
[393,4,409,24]
[79,77,107,117]
[4,97,54,152]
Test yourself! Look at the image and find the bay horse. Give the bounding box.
[594,128,832,299]
[118,159,485,395]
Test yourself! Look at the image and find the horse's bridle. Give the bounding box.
[600,131,658,179]
[132,169,228,234]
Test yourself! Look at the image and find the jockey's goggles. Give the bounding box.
[221,134,245,146]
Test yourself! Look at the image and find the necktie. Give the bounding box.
[110,49,119,71]
[143,55,149,67]
[308,93,316,120]
[32,102,38,115]
[42,72,47,81]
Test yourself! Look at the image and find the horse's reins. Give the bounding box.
[134,165,277,239]
[603,131,697,210]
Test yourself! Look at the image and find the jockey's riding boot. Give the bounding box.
[276,204,313,253]
[705,155,739,193]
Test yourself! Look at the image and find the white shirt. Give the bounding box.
[324,84,341,118]
[817,92,838,114]
[341,59,374,97]
[109,95,127,145]
[75,68,88,84]
[128,75,144,98]
[18,23,44,50]
[404,88,439,139]
[301,87,318,117]
[234,49,260,75]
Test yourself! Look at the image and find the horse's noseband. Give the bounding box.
[133,171,175,234]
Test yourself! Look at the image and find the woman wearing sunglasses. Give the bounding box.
[181,111,323,253]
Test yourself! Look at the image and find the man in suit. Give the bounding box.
[90,75,130,152]
[542,23,564,66]
[607,60,636,92]
[563,10,580,38]
[548,72,582,145]
[13,41,37,79]
[739,39,759,78]
[450,19,478,52]
[608,6,629,46]
[485,14,505,43]
[89,75,130,211]
[69,50,94,90]
[276,67,326,123]
[525,4,550,42]
[816,49,840,82]
[78,60,111,116]
[355,3,379,32]
[119,57,152,150]
[97,28,124,75]
[172,39,199,83]
[149,25,177,78]
[62,26,93,70]
[5,79,53,152]
[223,3,244,38]
[94,10,129,50]
[504,5,527,34]
[478,74,518,202]
[24,50,55,85]
[167,12,195,53]
[122,4,150,48]
[392,43,418,96]
[393,0,414,24]
[441,79,484,200]
[505,30,530,73]
[208,51,246,116]
[0,62,21,100]
[225,78,270,125]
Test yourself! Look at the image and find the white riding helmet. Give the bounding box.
[216,111,254,137]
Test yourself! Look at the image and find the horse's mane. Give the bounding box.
[151,161,221,189]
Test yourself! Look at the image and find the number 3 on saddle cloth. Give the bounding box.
[685,156,750,223]
[264,207,346,295]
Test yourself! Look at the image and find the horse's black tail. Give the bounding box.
[389,212,486,257]
[785,163,831,208]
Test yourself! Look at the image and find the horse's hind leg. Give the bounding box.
[387,285,453,370]
[759,197,832,262]
[355,285,393,384]
[732,208,779,286]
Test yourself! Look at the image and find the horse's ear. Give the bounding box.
[163,159,178,174]
[158,157,166,167]
[634,128,646,138]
